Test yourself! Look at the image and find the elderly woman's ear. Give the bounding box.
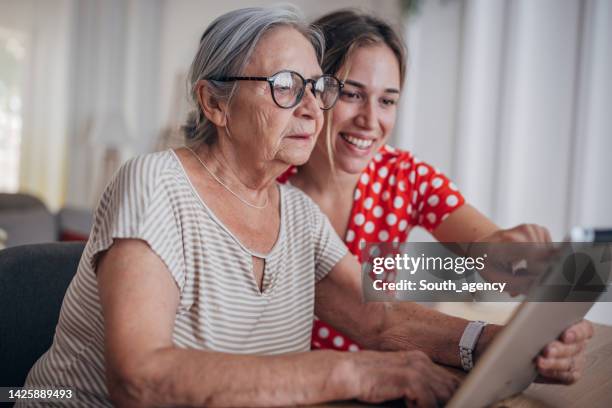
[195,79,228,127]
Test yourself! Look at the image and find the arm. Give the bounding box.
[314,253,500,368]
[97,238,355,407]
[431,203,499,243]
[315,252,593,384]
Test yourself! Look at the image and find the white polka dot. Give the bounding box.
[392,236,400,243]
[360,173,370,184]
[427,212,437,224]
[354,189,361,200]
[393,196,404,209]
[398,181,406,191]
[434,167,441,174]
[372,182,382,193]
[382,191,391,201]
[432,177,443,189]
[364,221,375,233]
[369,162,375,170]
[354,213,366,225]
[348,344,359,352]
[378,167,388,178]
[378,230,389,241]
[418,165,429,176]
[407,204,412,214]
[399,219,408,231]
[409,171,416,184]
[427,194,439,207]
[446,194,459,207]
[369,246,380,256]
[373,206,384,218]
[374,153,383,162]
[449,182,458,191]
[412,191,418,204]
[364,197,374,210]
[419,181,428,195]
[386,213,397,226]
[418,201,424,211]
[346,229,355,242]
[318,327,330,338]
[333,336,345,347]
[441,213,450,221]
[313,341,321,348]
[386,145,396,152]
[389,175,396,186]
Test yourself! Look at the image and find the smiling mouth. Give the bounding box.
[340,133,374,149]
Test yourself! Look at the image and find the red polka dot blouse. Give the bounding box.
[278,145,465,351]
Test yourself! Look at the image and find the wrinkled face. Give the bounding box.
[324,44,401,174]
[222,26,324,167]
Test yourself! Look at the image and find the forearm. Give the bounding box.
[354,302,502,368]
[111,347,356,407]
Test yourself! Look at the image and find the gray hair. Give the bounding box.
[183,6,325,146]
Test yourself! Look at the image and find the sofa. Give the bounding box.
[0,193,92,248]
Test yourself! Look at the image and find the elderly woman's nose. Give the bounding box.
[295,85,321,119]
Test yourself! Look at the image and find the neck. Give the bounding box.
[295,143,361,196]
[191,140,284,202]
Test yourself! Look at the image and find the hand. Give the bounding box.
[351,350,461,408]
[469,224,557,296]
[535,320,594,384]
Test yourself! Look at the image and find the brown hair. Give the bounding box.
[313,9,407,87]
[311,10,407,171]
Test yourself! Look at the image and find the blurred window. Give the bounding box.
[0,29,25,192]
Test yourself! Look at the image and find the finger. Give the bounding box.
[405,383,437,408]
[537,354,586,373]
[563,320,594,342]
[540,225,553,243]
[542,340,584,358]
[537,368,580,385]
[429,369,459,402]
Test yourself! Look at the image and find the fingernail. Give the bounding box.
[567,331,576,342]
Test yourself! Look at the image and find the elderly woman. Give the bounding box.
[283,8,593,382]
[19,7,461,408]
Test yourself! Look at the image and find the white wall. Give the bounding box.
[0,0,73,211]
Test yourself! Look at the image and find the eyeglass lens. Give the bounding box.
[271,72,340,109]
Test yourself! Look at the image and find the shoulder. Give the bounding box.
[116,150,181,183]
[373,145,438,174]
[109,150,185,197]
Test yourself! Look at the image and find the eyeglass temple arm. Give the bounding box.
[208,76,270,82]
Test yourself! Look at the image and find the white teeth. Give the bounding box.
[341,133,374,149]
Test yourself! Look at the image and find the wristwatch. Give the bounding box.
[459,320,488,371]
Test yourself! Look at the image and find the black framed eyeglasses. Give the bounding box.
[207,70,344,110]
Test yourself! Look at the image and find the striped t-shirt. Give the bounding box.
[19,149,348,407]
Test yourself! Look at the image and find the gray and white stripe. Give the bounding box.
[18,150,347,407]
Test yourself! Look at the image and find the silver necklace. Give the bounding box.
[186,147,269,210]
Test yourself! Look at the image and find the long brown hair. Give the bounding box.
[311,10,407,171]
[313,9,407,88]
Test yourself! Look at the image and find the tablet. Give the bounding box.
[447,235,609,408]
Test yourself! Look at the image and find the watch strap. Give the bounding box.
[459,320,487,371]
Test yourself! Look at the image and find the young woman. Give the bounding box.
[282,10,589,386]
